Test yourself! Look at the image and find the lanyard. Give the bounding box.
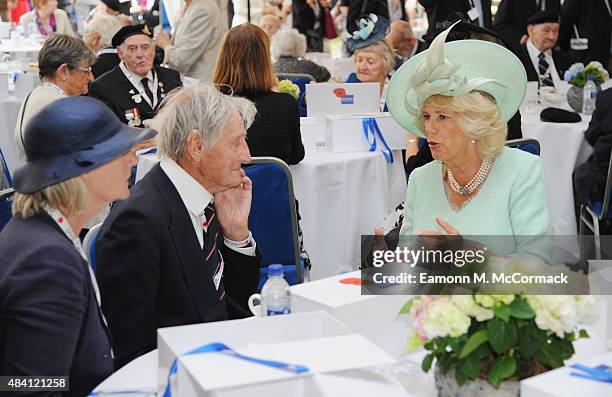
[42,81,66,96]
[119,62,158,109]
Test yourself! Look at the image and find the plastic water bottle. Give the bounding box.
[261,264,291,316]
[582,77,597,115]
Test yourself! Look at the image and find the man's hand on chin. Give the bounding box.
[214,170,252,241]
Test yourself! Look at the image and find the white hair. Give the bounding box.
[154,83,257,159]
[270,28,307,59]
[85,13,122,48]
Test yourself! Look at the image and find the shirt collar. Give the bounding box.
[120,61,154,83]
[527,39,552,59]
[159,157,213,218]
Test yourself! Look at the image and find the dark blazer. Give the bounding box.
[516,42,575,82]
[341,0,406,33]
[419,0,492,34]
[243,91,305,165]
[96,165,261,369]
[574,88,612,205]
[292,0,326,52]
[0,213,113,396]
[493,0,561,52]
[92,49,120,79]
[559,0,612,69]
[88,64,182,126]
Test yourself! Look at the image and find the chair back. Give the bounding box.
[0,187,14,233]
[506,138,541,156]
[277,73,314,117]
[244,157,303,286]
[83,223,103,273]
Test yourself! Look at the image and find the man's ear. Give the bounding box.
[526,25,534,37]
[185,129,204,161]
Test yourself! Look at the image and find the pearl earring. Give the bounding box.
[471,139,476,144]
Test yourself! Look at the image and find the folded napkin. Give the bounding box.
[540,107,582,123]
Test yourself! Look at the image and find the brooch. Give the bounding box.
[132,93,142,104]
[129,89,135,94]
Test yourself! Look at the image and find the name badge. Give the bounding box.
[570,38,589,51]
[467,7,480,21]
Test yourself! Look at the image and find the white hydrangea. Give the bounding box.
[451,295,494,321]
[526,295,580,338]
[473,294,515,308]
[422,297,471,339]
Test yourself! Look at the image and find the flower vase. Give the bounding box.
[566,83,602,113]
[435,368,520,397]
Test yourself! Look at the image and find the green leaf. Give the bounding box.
[487,318,518,354]
[538,343,564,369]
[455,367,468,386]
[422,353,435,372]
[474,343,492,359]
[518,326,540,359]
[459,330,488,359]
[438,354,455,375]
[458,353,481,380]
[494,304,511,322]
[579,329,590,339]
[488,356,517,388]
[398,298,418,315]
[508,298,535,319]
[551,338,575,360]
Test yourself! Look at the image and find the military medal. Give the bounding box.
[132,94,142,104]
[125,108,142,127]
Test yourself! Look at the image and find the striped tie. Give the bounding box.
[202,202,225,301]
[538,53,555,87]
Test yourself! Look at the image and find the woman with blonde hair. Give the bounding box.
[0,96,155,395]
[19,0,73,36]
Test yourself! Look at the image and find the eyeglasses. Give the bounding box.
[77,66,92,73]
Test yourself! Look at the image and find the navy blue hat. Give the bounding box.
[525,10,560,26]
[112,24,153,48]
[13,96,156,194]
[344,14,390,55]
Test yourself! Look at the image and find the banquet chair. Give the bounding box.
[506,138,541,156]
[244,157,304,289]
[277,73,314,117]
[83,223,103,273]
[579,148,612,260]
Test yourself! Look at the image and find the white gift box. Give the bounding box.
[158,311,356,394]
[325,113,407,153]
[291,271,414,358]
[521,351,612,397]
[299,117,323,154]
[175,334,398,397]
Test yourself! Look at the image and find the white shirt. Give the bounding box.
[119,62,158,108]
[159,157,256,255]
[526,39,562,87]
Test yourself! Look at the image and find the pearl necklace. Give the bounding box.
[447,159,492,196]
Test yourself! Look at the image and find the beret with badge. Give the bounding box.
[111,24,154,48]
[540,107,582,123]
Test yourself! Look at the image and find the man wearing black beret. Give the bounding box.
[515,10,574,87]
[88,25,182,127]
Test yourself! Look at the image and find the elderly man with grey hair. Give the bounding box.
[96,83,262,369]
[271,28,331,82]
[83,12,123,78]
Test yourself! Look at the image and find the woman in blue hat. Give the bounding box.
[0,96,155,396]
[386,22,550,259]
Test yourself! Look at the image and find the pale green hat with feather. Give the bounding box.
[386,22,527,138]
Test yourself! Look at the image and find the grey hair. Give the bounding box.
[85,13,122,48]
[154,83,257,159]
[270,28,307,59]
[38,34,96,79]
[354,40,396,76]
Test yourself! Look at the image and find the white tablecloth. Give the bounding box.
[520,110,592,237]
[136,150,407,280]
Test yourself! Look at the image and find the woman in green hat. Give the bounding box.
[386,22,549,258]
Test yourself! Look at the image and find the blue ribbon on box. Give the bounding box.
[569,363,612,383]
[162,342,309,397]
[361,117,394,164]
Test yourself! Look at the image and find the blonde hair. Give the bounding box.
[354,40,396,76]
[12,177,89,219]
[420,92,507,160]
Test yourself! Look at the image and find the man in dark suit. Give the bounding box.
[493,0,560,52]
[559,0,612,73]
[418,0,492,35]
[89,25,182,127]
[96,84,261,369]
[515,10,574,85]
[339,0,408,34]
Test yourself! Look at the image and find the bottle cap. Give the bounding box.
[268,264,283,276]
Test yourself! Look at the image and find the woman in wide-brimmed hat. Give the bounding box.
[0,96,155,396]
[387,22,549,259]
